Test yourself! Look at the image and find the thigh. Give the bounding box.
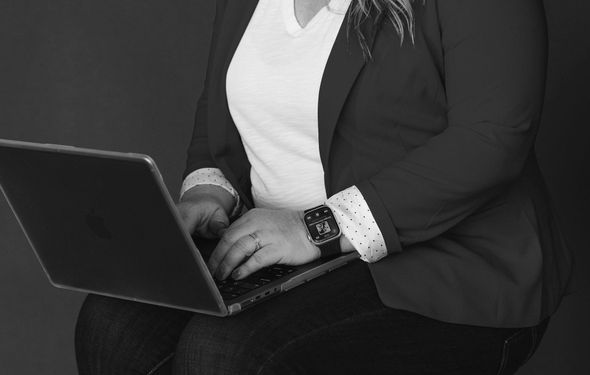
[172,259,384,375]
[260,311,549,375]
[259,309,516,375]
[172,259,545,375]
[75,294,193,375]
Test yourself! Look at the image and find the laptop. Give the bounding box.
[0,139,358,316]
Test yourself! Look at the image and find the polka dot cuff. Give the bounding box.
[180,168,242,218]
[326,186,388,263]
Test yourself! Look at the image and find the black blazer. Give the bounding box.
[184,0,574,327]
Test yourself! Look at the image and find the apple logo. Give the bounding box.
[85,209,112,240]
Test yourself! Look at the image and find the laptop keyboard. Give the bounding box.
[215,265,296,300]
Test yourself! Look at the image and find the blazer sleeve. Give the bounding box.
[356,0,548,253]
[183,0,228,179]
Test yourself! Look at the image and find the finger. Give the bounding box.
[231,246,282,280]
[193,205,230,239]
[177,201,225,239]
[207,217,253,275]
[207,207,229,237]
[215,234,261,280]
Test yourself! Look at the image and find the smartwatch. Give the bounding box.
[303,205,341,258]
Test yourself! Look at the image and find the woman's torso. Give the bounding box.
[193,0,574,327]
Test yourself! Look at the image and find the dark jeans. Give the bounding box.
[75,260,548,375]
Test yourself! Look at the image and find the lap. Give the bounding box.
[172,261,518,375]
[76,260,543,375]
[172,259,383,374]
[75,294,193,375]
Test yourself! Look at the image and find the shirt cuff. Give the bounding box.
[326,186,388,263]
[180,168,242,218]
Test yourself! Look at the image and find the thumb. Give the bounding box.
[208,208,229,237]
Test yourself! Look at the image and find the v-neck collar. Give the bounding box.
[282,0,326,36]
[282,0,351,37]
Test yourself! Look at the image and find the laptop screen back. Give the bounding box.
[0,141,224,315]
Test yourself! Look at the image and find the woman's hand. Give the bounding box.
[175,185,236,239]
[207,208,321,280]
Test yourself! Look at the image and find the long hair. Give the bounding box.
[347,0,417,60]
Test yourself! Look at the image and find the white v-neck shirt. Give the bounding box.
[226,0,350,210]
[181,0,388,263]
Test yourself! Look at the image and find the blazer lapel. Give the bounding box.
[208,0,259,143]
[318,8,384,187]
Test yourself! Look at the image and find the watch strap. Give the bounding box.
[317,237,341,259]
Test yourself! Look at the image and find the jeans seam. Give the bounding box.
[146,352,174,375]
[256,308,391,375]
[526,327,538,361]
[496,329,522,375]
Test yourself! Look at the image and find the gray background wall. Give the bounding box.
[0,0,588,373]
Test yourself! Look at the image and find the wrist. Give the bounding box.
[301,205,342,259]
[181,184,236,215]
[339,234,355,253]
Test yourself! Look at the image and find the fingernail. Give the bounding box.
[215,224,228,236]
[231,269,241,280]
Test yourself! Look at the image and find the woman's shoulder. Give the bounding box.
[421,0,546,46]
[429,0,545,23]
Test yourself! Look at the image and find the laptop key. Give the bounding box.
[221,292,240,299]
[216,264,297,299]
[239,282,261,289]
[220,284,251,294]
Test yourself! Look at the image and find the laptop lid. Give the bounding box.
[0,139,228,316]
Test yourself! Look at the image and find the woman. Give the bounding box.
[75,0,574,374]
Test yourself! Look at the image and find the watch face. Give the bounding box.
[315,221,333,236]
[304,206,340,244]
